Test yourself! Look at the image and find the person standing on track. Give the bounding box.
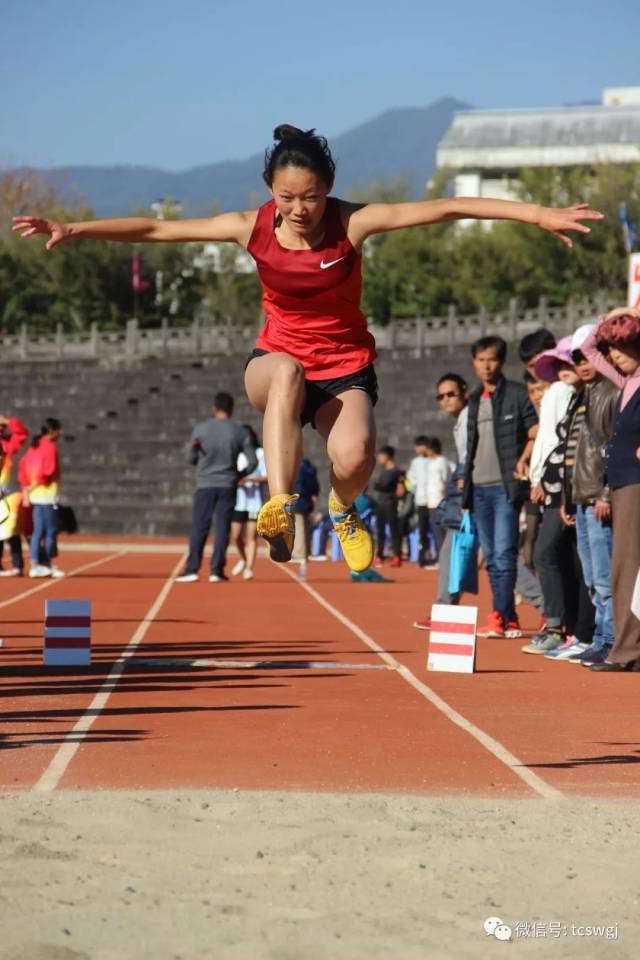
[0,414,29,577]
[13,125,603,573]
[18,417,65,579]
[373,445,405,568]
[179,393,258,584]
[231,425,267,581]
[463,337,539,639]
[413,373,469,630]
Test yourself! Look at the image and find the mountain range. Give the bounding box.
[27,97,470,217]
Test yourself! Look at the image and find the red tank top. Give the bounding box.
[247,197,377,379]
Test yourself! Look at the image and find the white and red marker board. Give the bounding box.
[427,604,477,673]
[44,599,91,666]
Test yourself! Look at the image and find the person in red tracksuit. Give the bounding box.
[0,414,29,576]
[13,125,602,576]
[18,418,64,579]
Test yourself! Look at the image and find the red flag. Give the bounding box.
[132,250,150,293]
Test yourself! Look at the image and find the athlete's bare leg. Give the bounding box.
[315,389,376,506]
[244,353,305,496]
[231,520,246,563]
[245,520,258,573]
[314,390,376,572]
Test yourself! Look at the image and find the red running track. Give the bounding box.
[1,541,639,798]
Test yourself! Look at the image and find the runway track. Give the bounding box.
[2,538,639,799]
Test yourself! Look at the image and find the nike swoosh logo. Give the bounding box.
[320,257,345,270]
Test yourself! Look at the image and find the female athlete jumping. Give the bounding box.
[13,124,602,572]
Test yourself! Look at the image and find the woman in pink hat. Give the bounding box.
[521,340,594,656]
[581,308,640,671]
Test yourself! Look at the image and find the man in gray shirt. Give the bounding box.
[177,392,258,583]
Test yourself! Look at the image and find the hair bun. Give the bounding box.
[273,124,315,142]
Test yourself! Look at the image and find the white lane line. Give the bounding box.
[279,565,562,800]
[0,551,129,611]
[32,553,186,793]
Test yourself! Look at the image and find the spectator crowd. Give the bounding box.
[409,306,640,674]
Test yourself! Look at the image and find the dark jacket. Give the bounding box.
[294,458,320,514]
[571,378,619,505]
[373,466,404,506]
[463,377,537,508]
[607,389,640,491]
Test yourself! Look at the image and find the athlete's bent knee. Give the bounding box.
[333,444,375,481]
[270,356,305,397]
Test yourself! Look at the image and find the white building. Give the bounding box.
[436,87,640,204]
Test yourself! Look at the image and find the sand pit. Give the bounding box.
[0,790,637,960]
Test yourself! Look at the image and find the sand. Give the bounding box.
[0,790,636,960]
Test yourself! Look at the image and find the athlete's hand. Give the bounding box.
[11,216,71,251]
[536,204,603,248]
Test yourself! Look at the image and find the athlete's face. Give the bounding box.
[270,167,330,236]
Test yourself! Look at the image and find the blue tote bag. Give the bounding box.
[448,512,479,595]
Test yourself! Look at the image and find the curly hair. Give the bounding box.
[596,307,640,348]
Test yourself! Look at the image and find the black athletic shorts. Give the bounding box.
[232,509,249,523]
[245,348,378,428]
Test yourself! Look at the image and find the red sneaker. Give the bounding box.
[413,619,431,631]
[504,619,523,639]
[477,611,505,638]
[390,556,402,569]
[374,557,384,568]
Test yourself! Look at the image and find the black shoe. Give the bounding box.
[577,647,610,666]
[589,658,640,672]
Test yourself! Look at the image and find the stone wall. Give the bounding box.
[3,346,529,536]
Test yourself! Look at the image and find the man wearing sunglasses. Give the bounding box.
[414,374,468,630]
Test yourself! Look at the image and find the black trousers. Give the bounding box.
[416,506,431,565]
[0,535,23,571]
[375,502,401,559]
[185,487,236,577]
[533,506,595,641]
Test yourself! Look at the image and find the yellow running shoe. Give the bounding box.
[257,493,299,563]
[328,494,374,573]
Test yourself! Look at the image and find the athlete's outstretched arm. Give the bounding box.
[347,198,603,248]
[11,211,256,251]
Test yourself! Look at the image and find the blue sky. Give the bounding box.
[3,0,639,170]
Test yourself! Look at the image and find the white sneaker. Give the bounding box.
[176,573,198,583]
[50,566,66,579]
[309,555,328,562]
[0,568,21,577]
[209,574,228,583]
[242,568,254,580]
[231,559,245,577]
[545,640,589,661]
[29,565,52,578]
